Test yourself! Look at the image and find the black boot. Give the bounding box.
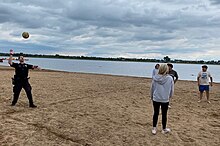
[29,104,37,108]
[11,103,16,106]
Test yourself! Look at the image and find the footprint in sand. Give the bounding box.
[0,135,16,145]
[177,132,196,143]
[209,113,220,119]
[208,122,220,128]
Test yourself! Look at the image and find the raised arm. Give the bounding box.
[8,49,14,66]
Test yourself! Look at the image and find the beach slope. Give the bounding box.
[0,66,219,146]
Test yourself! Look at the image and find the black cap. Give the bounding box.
[202,65,208,68]
[18,53,24,59]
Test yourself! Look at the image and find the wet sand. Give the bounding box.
[0,65,219,146]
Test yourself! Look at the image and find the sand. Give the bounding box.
[0,65,219,146]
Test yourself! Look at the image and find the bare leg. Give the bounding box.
[198,92,203,102]
[206,91,210,103]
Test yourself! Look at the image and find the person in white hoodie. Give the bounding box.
[150,64,174,134]
[152,64,160,77]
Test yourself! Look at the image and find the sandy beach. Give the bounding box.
[0,65,219,146]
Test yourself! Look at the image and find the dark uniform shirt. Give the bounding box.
[168,69,178,81]
[10,63,33,79]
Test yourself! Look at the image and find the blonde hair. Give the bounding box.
[158,64,169,75]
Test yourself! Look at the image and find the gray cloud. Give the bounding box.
[0,0,220,60]
[210,0,220,4]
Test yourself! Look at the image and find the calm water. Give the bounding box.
[1,57,220,83]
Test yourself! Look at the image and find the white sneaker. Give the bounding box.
[168,105,171,108]
[152,127,157,135]
[162,128,171,134]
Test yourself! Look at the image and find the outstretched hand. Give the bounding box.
[37,67,42,70]
[33,66,42,70]
[10,49,14,55]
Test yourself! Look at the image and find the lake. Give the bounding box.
[1,57,220,83]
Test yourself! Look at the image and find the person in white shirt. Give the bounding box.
[197,65,213,103]
[152,64,160,77]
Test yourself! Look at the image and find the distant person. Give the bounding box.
[197,65,213,103]
[167,63,178,108]
[150,64,174,135]
[167,63,178,84]
[8,49,40,108]
[152,64,160,77]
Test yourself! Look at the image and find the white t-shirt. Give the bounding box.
[198,71,212,85]
[152,69,159,77]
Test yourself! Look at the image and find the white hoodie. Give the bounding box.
[151,74,174,103]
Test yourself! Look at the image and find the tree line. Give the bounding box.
[0,53,220,65]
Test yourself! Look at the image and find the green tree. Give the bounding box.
[163,56,171,62]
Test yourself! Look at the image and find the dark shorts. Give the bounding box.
[199,85,209,92]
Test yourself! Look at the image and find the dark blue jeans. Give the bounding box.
[153,101,169,129]
[12,79,34,106]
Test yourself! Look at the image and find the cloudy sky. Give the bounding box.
[0,0,220,60]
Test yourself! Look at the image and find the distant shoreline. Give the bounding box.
[1,65,219,84]
[1,53,220,65]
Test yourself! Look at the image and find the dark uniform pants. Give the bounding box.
[12,79,34,106]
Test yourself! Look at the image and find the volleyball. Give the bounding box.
[22,32,29,39]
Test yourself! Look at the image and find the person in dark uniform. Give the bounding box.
[167,63,178,84]
[8,49,40,108]
[167,63,178,108]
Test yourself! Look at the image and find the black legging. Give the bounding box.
[153,101,169,129]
